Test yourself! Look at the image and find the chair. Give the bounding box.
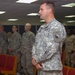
[0,54,17,75]
[63,65,69,75]
[0,54,7,68]
[68,67,75,75]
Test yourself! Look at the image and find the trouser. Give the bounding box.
[21,54,34,75]
[38,70,63,75]
[22,67,34,75]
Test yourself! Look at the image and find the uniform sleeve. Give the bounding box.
[0,37,6,49]
[32,34,59,63]
[29,33,35,46]
[4,32,8,42]
[32,25,66,63]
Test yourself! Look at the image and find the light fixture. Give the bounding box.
[67,21,75,23]
[40,20,45,22]
[16,0,37,3]
[8,19,18,21]
[27,13,39,16]
[0,11,6,14]
[61,3,75,7]
[65,15,75,18]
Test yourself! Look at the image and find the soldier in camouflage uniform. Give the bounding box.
[8,25,21,74]
[70,33,75,68]
[65,29,75,67]
[21,23,35,75]
[0,25,8,54]
[71,29,75,67]
[32,1,66,75]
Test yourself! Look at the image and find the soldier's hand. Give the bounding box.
[32,57,37,66]
[32,57,42,70]
[35,63,42,70]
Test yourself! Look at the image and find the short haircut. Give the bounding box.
[12,25,18,28]
[41,1,55,13]
[25,23,31,27]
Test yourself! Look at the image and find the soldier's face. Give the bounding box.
[39,3,51,20]
[12,26,17,32]
[25,25,31,32]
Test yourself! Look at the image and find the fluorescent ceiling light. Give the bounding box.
[65,15,75,18]
[16,0,37,3]
[40,20,45,22]
[8,19,18,21]
[0,11,6,14]
[61,3,75,7]
[67,21,75,23]
[27,13,39,16]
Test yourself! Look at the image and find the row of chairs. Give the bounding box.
[0,50,74,75]
[0,54,17,75]
[0,54,37,75]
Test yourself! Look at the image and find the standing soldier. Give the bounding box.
[65,29,75,67]
[0,25,8,54]
[32,1,66,75]
[8,25,21,75]
[21,23,35,75]
[71,29,75,67]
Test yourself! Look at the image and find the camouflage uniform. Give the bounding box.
[32,18,66,75]
[65,34,75,67]
[0,31,8,54]
[71,35,75,67]
[21,31,35,75]
[8,32,21,72]
[7,32,12,44]
[38,70,62,75]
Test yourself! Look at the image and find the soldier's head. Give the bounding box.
[12,25,18,33]
[39,1,55,22]
[24,23,31,32]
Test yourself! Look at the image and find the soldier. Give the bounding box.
[0,25,8,54]
[8,25,21,74]
[65,29,75,67]
[32,1,66,75]
[21,23,35,75]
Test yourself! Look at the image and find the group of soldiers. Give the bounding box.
[0,23,35,75]
[65,28,75,68]
[1,22,75,75]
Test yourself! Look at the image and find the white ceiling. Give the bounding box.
[0,0,75,26]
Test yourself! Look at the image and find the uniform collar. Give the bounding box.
[41,18,55,29]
